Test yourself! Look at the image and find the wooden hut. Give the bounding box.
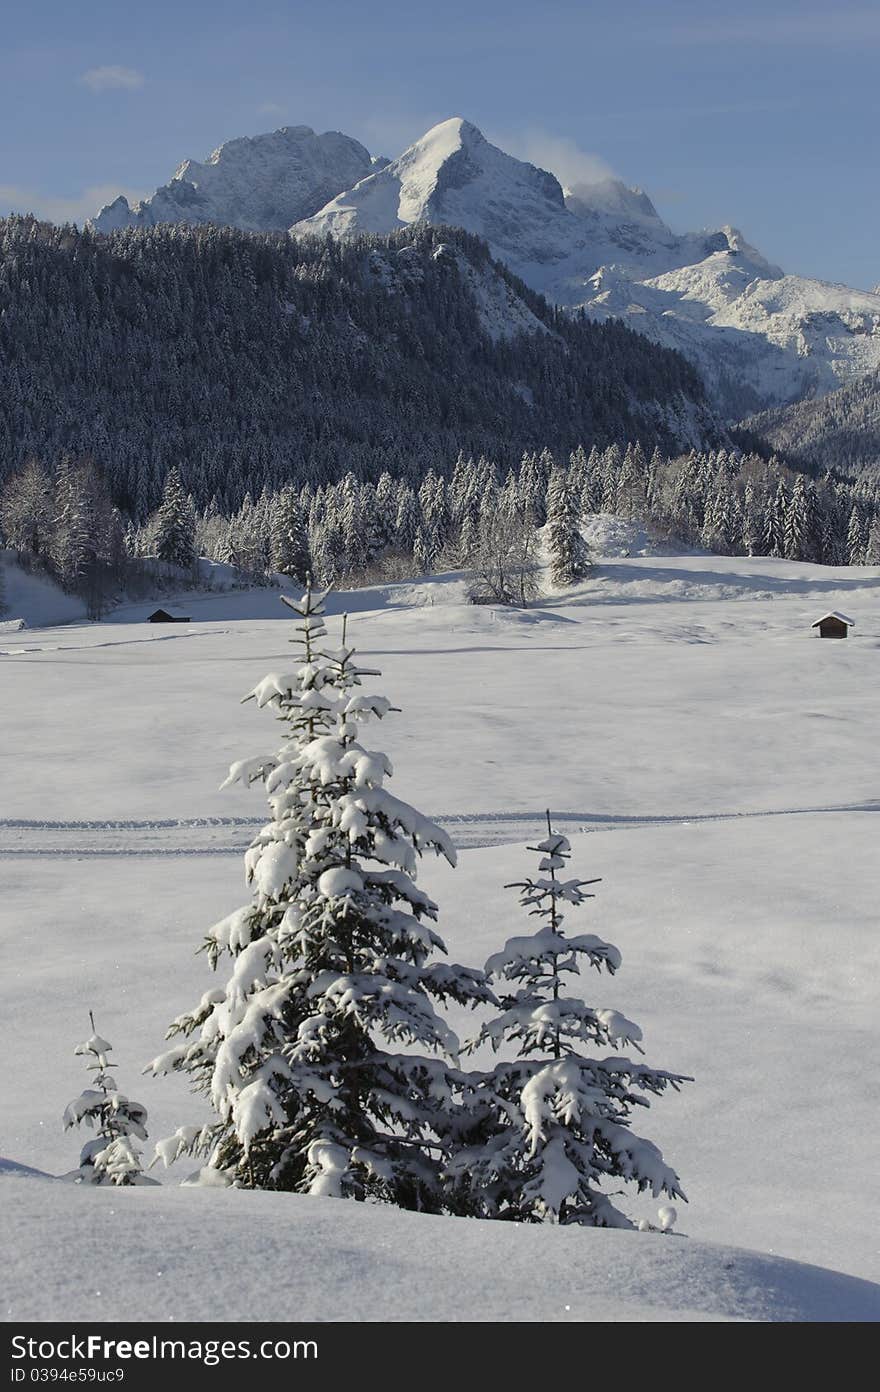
[146,608,190,624]
[811,611,853,639]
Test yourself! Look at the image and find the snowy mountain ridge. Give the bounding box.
[293,118,726,287]
[89,116,880,418]
[292,117,880,418]
[585,249,880,418]
[90,125,377,234]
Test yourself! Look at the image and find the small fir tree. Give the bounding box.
[449,817,690,1227]
[395,487,420,556]
[51,457,92,587]
[518,452,547,527]
[784,475,809,560]
[63,1015,155,1186]
[742,480,759,556]
[413,525,432,575]
[0,458,53,561]
[150,587,491,1205]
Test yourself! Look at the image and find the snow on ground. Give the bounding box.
[2,545,880,1319]
[2,552,879,823]
[2,816,878,1290]
[0,550,88,629]
[4,1173,879,1323]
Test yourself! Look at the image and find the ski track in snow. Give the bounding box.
[0,628,227,657]
[1,802,878,857]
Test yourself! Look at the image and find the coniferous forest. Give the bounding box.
[3,438,879,619]
[0,214,712,518]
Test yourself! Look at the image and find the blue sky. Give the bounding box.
[1,0,878,288]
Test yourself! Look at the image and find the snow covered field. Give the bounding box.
[2,546,880,1320]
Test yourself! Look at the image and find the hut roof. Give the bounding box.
[147,608,190,621]
[811,611,854,628]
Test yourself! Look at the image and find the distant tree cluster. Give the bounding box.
[176,442,880,582]
[4,442,880,624]
[0,214,710,519]
[632,445,880,564]
[135,447,587,602]
[0,455,128,616]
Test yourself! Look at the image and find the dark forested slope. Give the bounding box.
[0,216,715,515]
[744,371,880,479]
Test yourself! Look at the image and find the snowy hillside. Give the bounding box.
[5,1175,878,1322]
[2,550,880,1320]
[293,117,880,416]
[744,368,880,476]
[0,549,273,632]
[90,126,375,234]
[588,250,880,418]
[0,550,87,628]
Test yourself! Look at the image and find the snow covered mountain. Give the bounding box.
[89,116,880,418]
[292,118,717,287]
[90,125,377,234]
[585,245,880,419]
[293,117,880,418]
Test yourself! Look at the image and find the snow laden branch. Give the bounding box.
[447,816,691,1228]
[148,586,491,1209]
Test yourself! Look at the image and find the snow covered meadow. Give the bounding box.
[2,543,880,1321]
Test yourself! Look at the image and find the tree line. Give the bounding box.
[3,443,879,619]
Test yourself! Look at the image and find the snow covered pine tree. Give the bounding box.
[546,464,591,586]
[149,586,491,1208]
[153,465,196,570]
[448,817,689,1227]
[63,1015,155,1185]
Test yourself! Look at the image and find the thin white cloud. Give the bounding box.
[257,102,287,120]
[79,65,145,93]
[0,183,148,226]
[500,129,617,190]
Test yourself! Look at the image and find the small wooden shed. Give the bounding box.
[811,611,853,639]
[147,608,190,624]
